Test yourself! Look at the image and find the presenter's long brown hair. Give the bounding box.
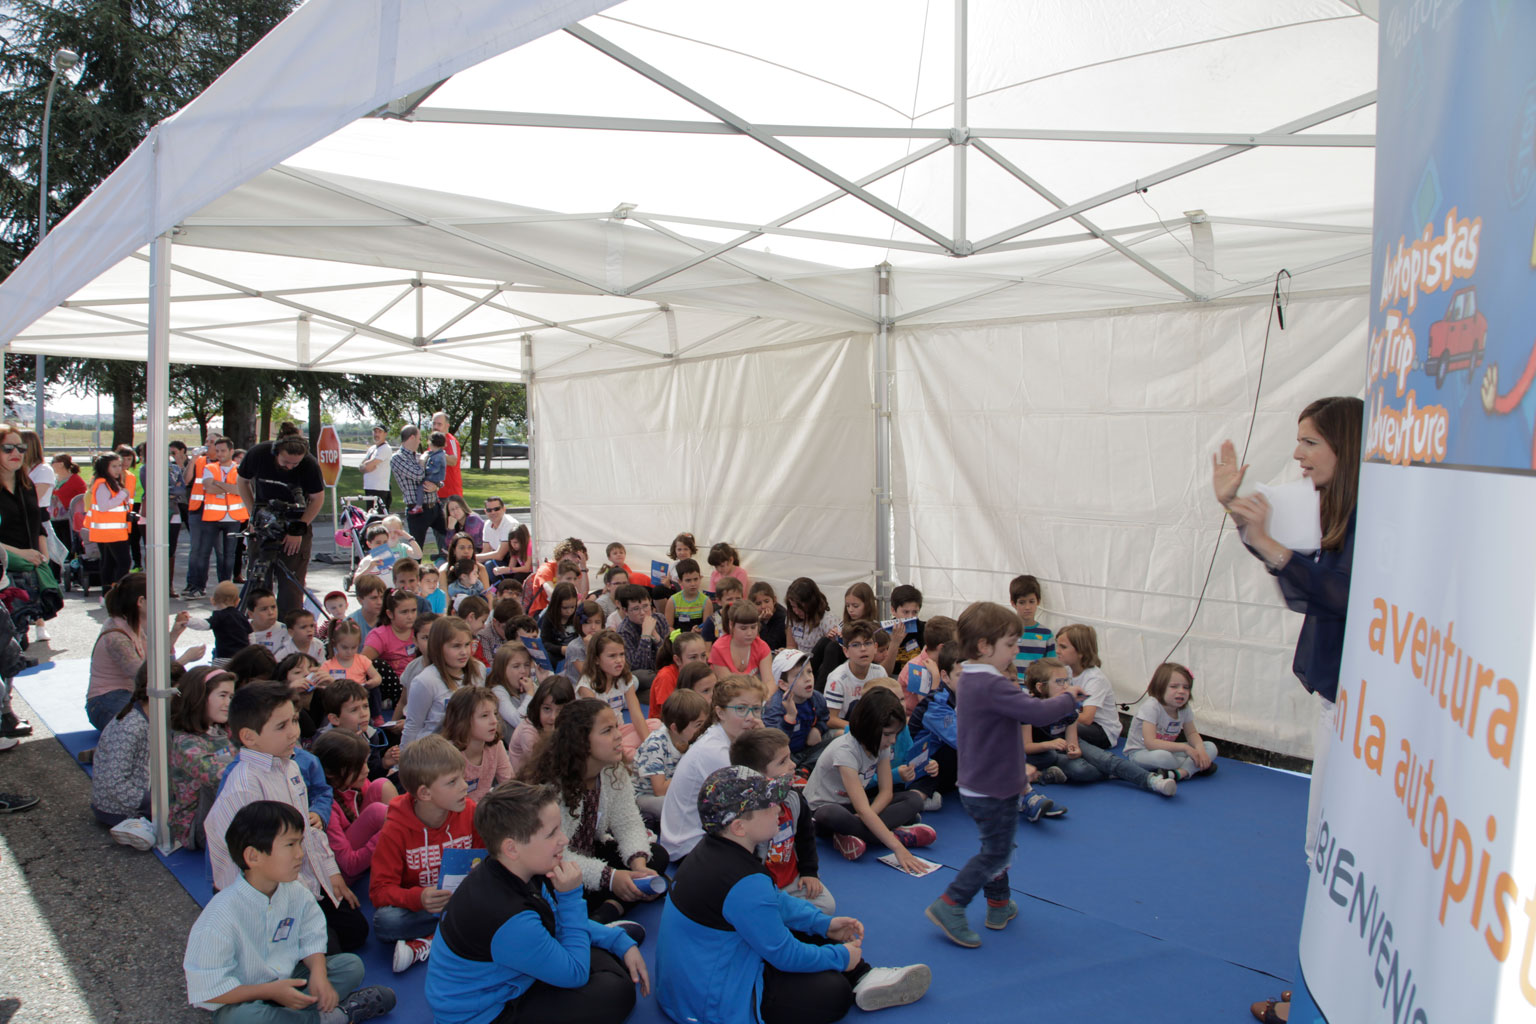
[1301,397,1363,551]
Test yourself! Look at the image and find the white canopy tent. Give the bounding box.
[0,0,1381,846]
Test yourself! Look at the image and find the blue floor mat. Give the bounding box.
[23,658,1305,1023]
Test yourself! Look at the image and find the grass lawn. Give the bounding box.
[332,464,529,510]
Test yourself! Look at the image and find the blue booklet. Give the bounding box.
[906,663,930,695]
[650,559,668,586]
[520,635,554,673]
[437,847,488,892]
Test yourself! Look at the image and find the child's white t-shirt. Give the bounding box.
[802,732,888,810]
[824,662,887,714]
[580,675,637,722]
[1073,666,1121,747]
[249,624,290,656]
[275,636,325,663]
[1123,700,1195,755]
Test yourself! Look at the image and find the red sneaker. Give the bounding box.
[893,823,937,848]
[833,834,868,860]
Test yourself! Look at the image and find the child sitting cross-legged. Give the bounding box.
[519,698,669,924]
[763,649,829,770]
[316,680,398,781]
[204,682,368,953]
[370,734,483,975]
[440,686,514,798]
[802,687,935,869]
[425,781,649,1024]
[311,728,397,886]
[507,676,576,775]
[1022,658,1176,798]
[632,688,711,826]
[824,620,888,734]
[657,765,931,1024]
[730,728,833,913]
[183,801,395,1024]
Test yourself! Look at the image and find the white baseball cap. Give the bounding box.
[771,648,808,680]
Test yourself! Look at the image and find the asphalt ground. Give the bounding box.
[0,533,357,1024]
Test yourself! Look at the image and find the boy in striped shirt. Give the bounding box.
[1009,575,1054,682]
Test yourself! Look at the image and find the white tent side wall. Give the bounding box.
[889,292,1369,756]
[530,332,878,590]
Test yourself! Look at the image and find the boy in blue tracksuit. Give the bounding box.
[425,781,648,1024]
[657,765,932,1024]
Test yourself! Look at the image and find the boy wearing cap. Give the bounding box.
[763,650,829,770]
[657,765,931,1024]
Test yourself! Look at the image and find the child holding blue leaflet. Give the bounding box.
[764,649,829,768]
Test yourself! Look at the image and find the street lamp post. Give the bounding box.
[36,47,79,442]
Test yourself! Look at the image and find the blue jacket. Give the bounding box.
[1269,511,1355,703]
[427,857,636,1024]
[658,833,848,1024]
[763,689,828,752]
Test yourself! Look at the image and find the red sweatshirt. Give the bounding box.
[368,792,483,912]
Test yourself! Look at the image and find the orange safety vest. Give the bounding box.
[200,463,249,522]
[187,454,208,512]
[86,480,131,543]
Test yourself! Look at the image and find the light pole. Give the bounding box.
[36,47,79,442]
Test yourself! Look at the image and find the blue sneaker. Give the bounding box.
[1042,798,1067,818]
[1021,790,1050,823]
[985,899,1019,930]
[924,897,981,948]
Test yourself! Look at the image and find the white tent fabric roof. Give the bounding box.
[3,0,1378,370]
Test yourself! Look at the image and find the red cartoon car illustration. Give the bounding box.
[1425,286,1486,387]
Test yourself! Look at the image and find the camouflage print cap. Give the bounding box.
[697,764,792,834]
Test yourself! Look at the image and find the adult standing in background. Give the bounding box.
[360,424,393,512]
[115,444,143,571]
[1215,396,1362,1024]
[21,433,54,642]
[392,425,446,556]
[166,440,193,597]
[236,422,325,616]
[87,452,133,591]
[184,436,243,598]
[430,410,462,499]
[49,453,85,553]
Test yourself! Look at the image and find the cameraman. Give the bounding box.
[235,422,325,615]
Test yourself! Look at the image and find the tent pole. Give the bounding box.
[146,230,174,853]
[522,333,539,557]
[952,0,968,250]
[874,264,893,604]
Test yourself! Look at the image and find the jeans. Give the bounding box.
[187,519,241,591]
[1031,741,1155,789]
[782,875,837,915]
[943,793,1017,907]
[371,905,438,942]
[1128,741,1219,777]
[211,953,364,1024]
[810,788,924,843]
[406,504,446,558]
[86,689,134,732]
[491,947,634,1024]
[167,502,190,571]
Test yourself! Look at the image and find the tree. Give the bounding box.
[169,364,224,440]
[59,358,143,446]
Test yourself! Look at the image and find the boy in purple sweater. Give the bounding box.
[923,601,1083,949]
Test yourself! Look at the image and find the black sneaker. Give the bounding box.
[1041,799,1067,818]
[612,920,646,946]
[1,712,33,738]
[1196,761,1219,777]
[0,791,40,813]
[335,984,396,1023]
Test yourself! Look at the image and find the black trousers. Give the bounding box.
[760,930,870,1024]
[364,488,392,513]
[321,891,370,953]
[493,947,635,1024]
[98,540,132,588]
[583,838,669,921]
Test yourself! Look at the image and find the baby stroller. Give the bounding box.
[65,493,104,595]
[333,494,385,590]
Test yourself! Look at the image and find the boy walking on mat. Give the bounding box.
[924,601,1083,948]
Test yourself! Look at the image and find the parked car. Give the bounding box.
[479,436,528,459]
[1426,286,1487,387]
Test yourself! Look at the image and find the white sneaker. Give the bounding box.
[0,735,18,752]
[853,964,932,1011]
[921,791,942,812]
[32,622,49,642]
[392,936,432,972]
[1149,774,1178,797]
[109,816,156,851]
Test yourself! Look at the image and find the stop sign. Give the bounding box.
[317,425,342,487]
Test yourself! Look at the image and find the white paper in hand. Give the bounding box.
[1255,479,1322,554]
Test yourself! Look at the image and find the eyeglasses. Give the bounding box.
[485,505,503,512]
[0,444,23,454]
[724,704,764,718]
[844,640,875,650]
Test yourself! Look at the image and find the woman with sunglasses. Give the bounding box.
[0,425,48,580]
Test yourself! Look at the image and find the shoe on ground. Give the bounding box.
[833,834,868,860]
[1021,790,1050,823]
[0,791,39,813]
[76,748,95,765]
[333,984,396,1024]
[392,936,432,973]
[1197,760,1219,777]
[984,899,1019,930]
[1041,799,1067,818]
[924,897,981,948]
[0,711,31,737]
[32,623,49,642]
[182,588,205,598]
[1148,773,1178,796]
[1039,765,1068,785]
[0,736,18,752]
[612,920,646,946]
[921,791,942,812]
[892,823,936,849]
[853,964,932,1011]
[110,816,156,851]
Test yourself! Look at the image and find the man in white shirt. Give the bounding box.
[477,496,516,566]
[360,425,393,512]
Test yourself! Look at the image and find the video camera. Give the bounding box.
[247,499,308,548]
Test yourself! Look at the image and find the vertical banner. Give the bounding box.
[1298,2,1536,1021]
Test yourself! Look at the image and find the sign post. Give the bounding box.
[316,426,343,563]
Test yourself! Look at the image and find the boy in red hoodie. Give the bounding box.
[370,734,483,974]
